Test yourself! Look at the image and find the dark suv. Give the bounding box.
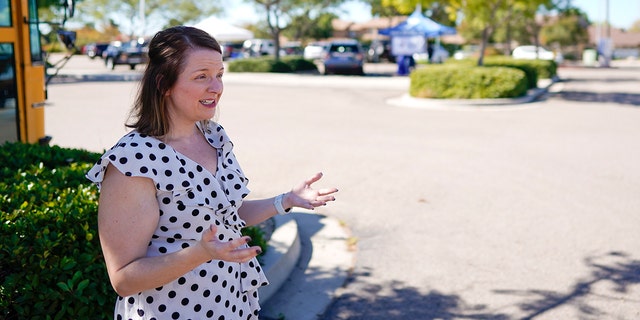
[102,40,149,70]
[323,40,365,75]
[366,39,395,63]
[84,42,109,59]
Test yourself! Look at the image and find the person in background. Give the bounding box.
[86,25,338,319]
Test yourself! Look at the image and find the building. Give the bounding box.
[589,25,640,59]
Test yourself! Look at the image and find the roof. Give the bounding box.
[589,25,640,48]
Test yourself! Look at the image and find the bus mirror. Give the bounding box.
[57,30,77,51]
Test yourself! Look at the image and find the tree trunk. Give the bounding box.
[478,26,490,66]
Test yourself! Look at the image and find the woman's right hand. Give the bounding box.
[199,224,261,263]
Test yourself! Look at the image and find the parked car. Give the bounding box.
[366,39,395,63]
[453,45,480,60]
[84,42,109,59]
[303,42,328,60]
[512,45,563,63]
[221,42,244,60]
[102,39,149,70]
[323,40,365,75]
[242,39,276,57]
[280,42,303,56]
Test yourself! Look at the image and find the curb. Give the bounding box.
[259,212,355,320]
[258,214,302,303]
[47,72,143,84]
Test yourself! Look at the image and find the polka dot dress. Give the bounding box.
[87,121,268,320]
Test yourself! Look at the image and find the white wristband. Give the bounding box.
[274,193,290,215]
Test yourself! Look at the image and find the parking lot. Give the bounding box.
[45,54,640,319]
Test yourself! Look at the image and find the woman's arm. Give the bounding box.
[238,172,338,226]
[98,164,261,297]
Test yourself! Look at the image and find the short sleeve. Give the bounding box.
[85,131,179,191]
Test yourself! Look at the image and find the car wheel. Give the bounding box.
[106,58,115,70]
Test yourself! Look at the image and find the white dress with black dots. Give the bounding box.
[87,120,268,320]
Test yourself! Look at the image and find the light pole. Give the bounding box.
[601,0,612,67]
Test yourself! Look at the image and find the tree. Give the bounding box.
[448,0,554,65]
[282,12,338,42]
[248,0,346,60]
[74,0,221,37]
[629,19,640,32]
[540,8,590,56]
[365,0,402,17]
[35,0,77,30]
[380,0,437,14]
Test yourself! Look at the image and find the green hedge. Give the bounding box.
[0,142,268,319]
[409,65,529,99]
[228,56,318,73]
[447,57,557,89]
[0,143,110,319]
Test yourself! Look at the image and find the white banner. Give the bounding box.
[391,35,426,56]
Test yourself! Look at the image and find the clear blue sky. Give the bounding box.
[227,0,639,30]
[572,0,639,29]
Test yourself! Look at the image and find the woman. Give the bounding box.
[87,26,338,319]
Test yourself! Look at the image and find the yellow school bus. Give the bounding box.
[0,0,74,144]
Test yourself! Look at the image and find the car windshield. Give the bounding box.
[330,44,359,53]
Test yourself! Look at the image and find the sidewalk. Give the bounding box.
[259,212,355,320]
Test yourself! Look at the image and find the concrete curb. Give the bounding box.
[47,72,143,84]
[259,212,355,320]
[258,214,302,303]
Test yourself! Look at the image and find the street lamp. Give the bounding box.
[600,0,612,67]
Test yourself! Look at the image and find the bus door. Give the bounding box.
[0,0,20,144]
[20,0,47,144]
[0,0,47,144]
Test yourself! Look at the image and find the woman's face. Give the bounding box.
[165,48,224,127]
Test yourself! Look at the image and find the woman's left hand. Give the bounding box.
[285,172,338,210]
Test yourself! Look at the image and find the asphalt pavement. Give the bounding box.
[44,54,640,320]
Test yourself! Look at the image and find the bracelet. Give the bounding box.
[274,193,290,215]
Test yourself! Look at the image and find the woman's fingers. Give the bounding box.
[201,224,217,242]
[229,245,262,263]
[317,187,339,196]
[201,225,260,262]
[303,172,324,186]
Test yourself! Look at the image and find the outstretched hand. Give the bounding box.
[286,172,338,210]
[199,225,261,263]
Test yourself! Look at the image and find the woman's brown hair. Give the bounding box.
[127,26,222,137]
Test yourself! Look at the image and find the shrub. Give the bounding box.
[228,57,274,73]
[0,142,110,319]
[447,56,557,89]
[0,142,268,319]
[409,65,528,99]
[484,56,557,84]
[280,56,317,72]
[228,56,318,73]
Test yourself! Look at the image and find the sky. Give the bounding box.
[225,0,640,30]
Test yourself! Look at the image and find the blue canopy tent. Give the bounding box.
[379,8,456,37]
[379,8,456,75]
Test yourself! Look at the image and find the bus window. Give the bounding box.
[0,43,18,143]
[27,0,42,62]
[0,0,11,27]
